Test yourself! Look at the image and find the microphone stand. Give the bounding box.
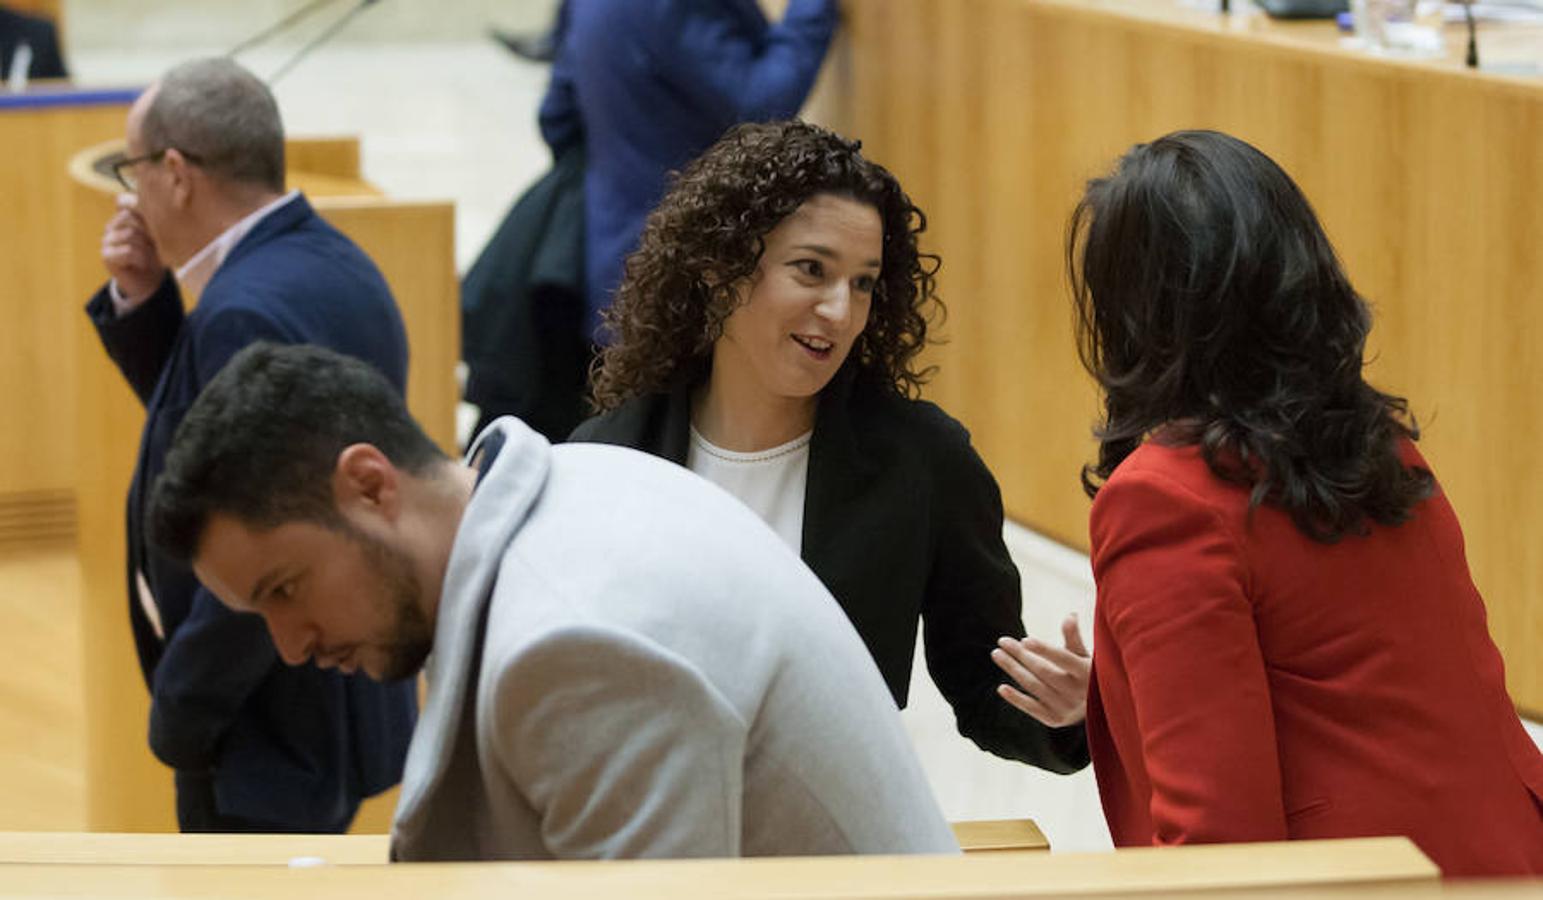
[1461,0,1479,69]
[269,0,379,84]
[224,0,382,85]
[227,0,344,58]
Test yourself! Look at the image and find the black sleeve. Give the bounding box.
[85,273,183,406]
[919,421,1090,773]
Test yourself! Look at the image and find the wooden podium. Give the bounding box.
[60,131,457,831]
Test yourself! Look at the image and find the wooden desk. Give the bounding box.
[826,0,1543,714]
[0,818,1049,864]
[0,831,388,866]
[952,817,1050,853]
[0,836,1438,898]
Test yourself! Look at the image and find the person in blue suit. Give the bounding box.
[83,58,416,832]
[539,0,838,341]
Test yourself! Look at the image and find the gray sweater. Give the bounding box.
[391,418,958,860]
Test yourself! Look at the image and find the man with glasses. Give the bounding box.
[84,57,417,833]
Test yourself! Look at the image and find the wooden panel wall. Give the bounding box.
[0,102,126,545]
[829,0,1543,714]
[286,136,364,182]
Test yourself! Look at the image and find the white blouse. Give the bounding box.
[686,425,812,553]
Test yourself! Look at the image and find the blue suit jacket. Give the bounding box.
[86,195,417,830]
[539,0,837,339]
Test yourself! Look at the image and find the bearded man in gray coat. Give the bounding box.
[145,343,958,860]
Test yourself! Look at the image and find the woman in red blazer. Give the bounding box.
[1065,130,1543,876]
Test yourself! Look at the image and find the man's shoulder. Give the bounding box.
[246,206,373,269]
[209,213,390,307]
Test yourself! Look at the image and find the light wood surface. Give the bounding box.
[0,837,1439,898]
[0,99,128,547]
[0,818,1047,864]
[0,546,86,831]
[66,137,457,832]
[0,831,388,866]
[285,136,364,182]
[827,0,1543,715]
[951,818,1050,853]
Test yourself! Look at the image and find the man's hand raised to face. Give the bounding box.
[101,193,168,308]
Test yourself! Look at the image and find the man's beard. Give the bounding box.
[348,523,434,682]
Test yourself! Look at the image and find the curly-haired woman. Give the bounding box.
[571,120,1091,773]
[1071,130,1543,875]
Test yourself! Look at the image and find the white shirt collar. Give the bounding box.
[176,190,301,298]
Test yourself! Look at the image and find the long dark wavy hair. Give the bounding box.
[1069,130,1432,543]
[589,120,940,411]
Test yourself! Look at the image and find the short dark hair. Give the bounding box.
[148,343,446,564]
[1069,130,1432,543]
[590,120,941,411]
[142,57,285,192]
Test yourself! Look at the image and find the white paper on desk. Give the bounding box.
[6,42,31,92]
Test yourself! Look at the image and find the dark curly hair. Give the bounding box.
[589,120,940,411]
[1069,130,1432,543]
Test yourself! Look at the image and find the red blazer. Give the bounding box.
[1085,439,1543,876]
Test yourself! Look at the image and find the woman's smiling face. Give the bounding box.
[712,193,884,405]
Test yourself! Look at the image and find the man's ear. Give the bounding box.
[333,444,400,522]
[162,148,196,208]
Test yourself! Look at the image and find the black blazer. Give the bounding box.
[85,195,417,829]
[0,7,68,80]
[571,365,1089,772]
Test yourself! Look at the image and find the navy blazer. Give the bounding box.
[539,0,837,337]
[571,365,1090,773]
[86,195,417,830]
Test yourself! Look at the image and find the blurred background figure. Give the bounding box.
[550,0,837,341]
[462,0,838,443]
[1,3,68,83]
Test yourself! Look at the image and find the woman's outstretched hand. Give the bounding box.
[990,613,1090,727]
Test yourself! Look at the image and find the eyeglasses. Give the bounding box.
[108,147,203,192]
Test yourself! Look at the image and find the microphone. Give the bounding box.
[268,0,382,85]
[226,0,341,58]
[224,0,383,85]
[1460,0,1479,69]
